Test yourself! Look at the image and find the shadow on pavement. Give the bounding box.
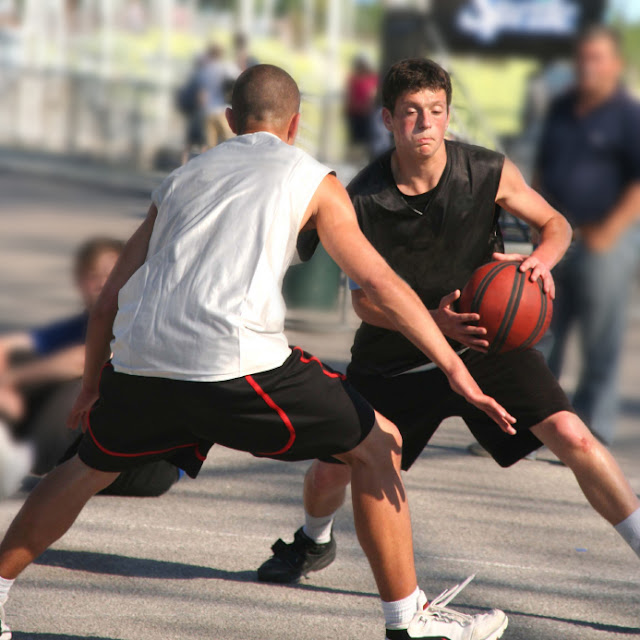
[35,549,256,581]
[14,635,117,640]
[505,609,640,635]
[34,549,377,599]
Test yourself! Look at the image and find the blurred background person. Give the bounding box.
[536,25,640,446]
[177,53,208,165]
[233,32,259,72]
[196,43,239,149]
[0,238,182,497]
[344,54,378,164]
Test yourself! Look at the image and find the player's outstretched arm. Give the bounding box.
[496,158,572,298]
[67,204,158,431]
[308,175,516,434]
[351,288,490,352]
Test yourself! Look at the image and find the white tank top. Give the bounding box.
[111,132,331,381]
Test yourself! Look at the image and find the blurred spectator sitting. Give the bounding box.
[0,238,182,497]
[536,25,640,445]
[196,44,240,149]
[345,55,378,163]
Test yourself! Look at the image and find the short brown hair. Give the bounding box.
[231,64,300,134]
[382,58,452,114]
[74,237,124,280]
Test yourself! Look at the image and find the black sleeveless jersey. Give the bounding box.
[349,139,505,377]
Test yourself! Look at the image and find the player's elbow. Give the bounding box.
[551,211,572,244]
[351,290,373,322]
[359,269,398,308]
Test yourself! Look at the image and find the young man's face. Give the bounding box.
[76,250,120,310]
[382,88,450,160]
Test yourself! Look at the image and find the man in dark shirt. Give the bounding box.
[258,60,640,615]
[537,25,640,445]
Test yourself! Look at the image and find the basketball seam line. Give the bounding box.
[470,262,514,314]
[491,267,526,353]
[518,278,547,351]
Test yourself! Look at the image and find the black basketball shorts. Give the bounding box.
[347,348,575,470]
[79,347,375,478]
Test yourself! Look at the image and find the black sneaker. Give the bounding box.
[257,527,336,583]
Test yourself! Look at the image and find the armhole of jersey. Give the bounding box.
[492,152,507,201]
[287,154,334,232]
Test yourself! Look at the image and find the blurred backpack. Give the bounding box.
[176,76,200,116]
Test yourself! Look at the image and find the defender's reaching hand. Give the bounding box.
[445,360,517,435]
[67,386,99,433]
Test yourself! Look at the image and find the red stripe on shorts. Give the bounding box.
[86,406,204,460]
[245,374,296,456]
[292,346,346,380]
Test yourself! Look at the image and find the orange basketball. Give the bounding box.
[459,260,553,354]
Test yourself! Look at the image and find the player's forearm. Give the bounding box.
[80,203,156,392]
[530,213,572,269]
[81,298,117,393]
[353,292,442,333]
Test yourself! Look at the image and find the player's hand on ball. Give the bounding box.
[446,361,517,435]
[67,386,99,432]
[492,252,555,299]
[435,290,489,352]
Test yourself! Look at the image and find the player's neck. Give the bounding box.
[391,144,447,196]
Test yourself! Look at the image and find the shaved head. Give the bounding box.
[230,64,301,135]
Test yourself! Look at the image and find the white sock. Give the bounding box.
[615,507,640,559]
[382,586,421,630]
[0,577,14,605]
[302,511,335,544]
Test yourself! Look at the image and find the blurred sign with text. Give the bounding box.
[431,0,606,58]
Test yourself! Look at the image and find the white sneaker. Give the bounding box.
[386,575,508,640]
[0,604,11,639]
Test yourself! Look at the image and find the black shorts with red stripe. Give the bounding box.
[78,347,375,478]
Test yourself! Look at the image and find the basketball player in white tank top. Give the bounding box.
[0,65,516,640]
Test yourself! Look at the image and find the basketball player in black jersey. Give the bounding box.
[258,59,640,611]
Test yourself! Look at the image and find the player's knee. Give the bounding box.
[64,455,120,492]
[306,460,351,494]
[346,414,403,469]
[545,412,597,457]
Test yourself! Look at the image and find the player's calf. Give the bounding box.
[532,411,640,557]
